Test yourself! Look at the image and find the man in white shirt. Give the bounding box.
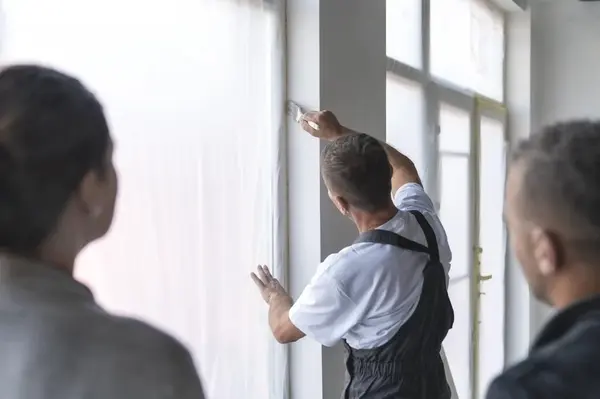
[251,110,454,398]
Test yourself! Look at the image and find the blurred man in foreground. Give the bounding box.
[487,120,600,398]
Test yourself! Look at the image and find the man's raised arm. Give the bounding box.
[301,110,421,194]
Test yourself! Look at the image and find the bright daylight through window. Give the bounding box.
[387,1,507,398]
[431,0,504,100]
[0,0,286,398]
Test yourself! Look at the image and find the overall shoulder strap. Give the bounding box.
[408,210,440,262]
[354,229,431,255]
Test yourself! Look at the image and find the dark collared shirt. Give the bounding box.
[0,256,205,399]
[486,295,600,399]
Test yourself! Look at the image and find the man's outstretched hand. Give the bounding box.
[300,110,347,141]
[251,265,291,305]
[250,265,304,344]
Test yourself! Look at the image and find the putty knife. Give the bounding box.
[287,101,320,130]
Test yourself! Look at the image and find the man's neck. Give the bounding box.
[551,267,600,309]
[352,204,399,233]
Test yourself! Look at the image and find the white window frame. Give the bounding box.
[387,1,509,398]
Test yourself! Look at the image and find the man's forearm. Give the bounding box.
[268,293,293,332]
[379,140,422,186]
[268,293,305,344]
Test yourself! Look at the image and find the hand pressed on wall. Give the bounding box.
[250,265,290,305]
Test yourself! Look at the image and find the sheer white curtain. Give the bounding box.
[0,0,287,398]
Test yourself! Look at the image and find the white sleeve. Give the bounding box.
[288,272,358,347]
[393,182,436,214]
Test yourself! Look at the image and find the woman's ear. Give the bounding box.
[76,170,102,217]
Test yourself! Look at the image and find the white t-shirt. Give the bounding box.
[288,183,452,349]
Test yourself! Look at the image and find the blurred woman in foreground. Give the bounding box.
[0,65,205,399]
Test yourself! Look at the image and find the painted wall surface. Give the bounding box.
[528,0,600,334]
[287,0,385,397]
[505,7,533,367]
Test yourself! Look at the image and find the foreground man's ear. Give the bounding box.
[531,227,558,276]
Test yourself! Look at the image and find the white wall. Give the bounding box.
[527,0,600,334]
[505,7,533,366]
[531,0,600,125]
[287,0,385,398]
[505,0,600,367]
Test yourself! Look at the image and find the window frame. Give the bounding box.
[387,0,507,194]
[387,1,508,398]
[387,0,507,107]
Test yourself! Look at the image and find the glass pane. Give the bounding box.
[386,74,425,178]
[431,0,504,100]
[444,278,472,399]
[471,0,504,100]
[1,1,285,398]
[478,117,506,399]
[386,0,421,68]
[439,104,471,154]
[439,155,471,279]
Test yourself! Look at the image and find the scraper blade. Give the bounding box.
[287,101,320,130]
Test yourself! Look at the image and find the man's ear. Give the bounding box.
[332,195,350,216]
[530,227,560,276]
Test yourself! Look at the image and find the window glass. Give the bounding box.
[444,278,472,399]
[386,74,426,178]
[439,149,472,399]
[1,1,286,398]
[386,0,422,68]
[439,103,471,154]
[431,0,504,100]
[478,116,506,399]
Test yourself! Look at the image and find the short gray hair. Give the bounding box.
[512,120,600,242]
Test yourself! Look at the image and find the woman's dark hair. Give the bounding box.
[0,64,110,254]
[321,133,392,212]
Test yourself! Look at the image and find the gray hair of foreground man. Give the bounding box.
[321,133,392,213]
[506,120,600,305]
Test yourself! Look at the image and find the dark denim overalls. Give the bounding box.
[342,211,455,399]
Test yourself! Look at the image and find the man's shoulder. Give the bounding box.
[487,317,600,399]
[486,358,551,399]
[393,183,436,213]
[486,370,533,399]
[314,242,393,289]
[319,236,423,295]
[318,245,368,280]
[486,358,584,399]
[328,238,406,267]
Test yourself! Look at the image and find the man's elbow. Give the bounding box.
[273,332,297,344]
[272,319,305,344]
[273,328,303,344]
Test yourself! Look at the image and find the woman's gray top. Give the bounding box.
[0,257,205,399]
